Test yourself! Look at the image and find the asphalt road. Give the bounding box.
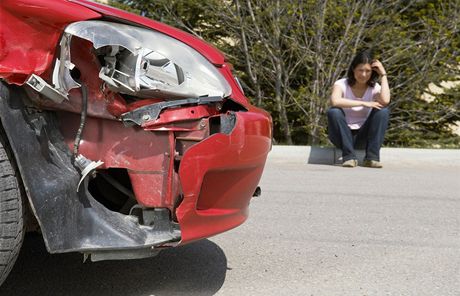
[1,149,459,296]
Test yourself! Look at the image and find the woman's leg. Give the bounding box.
[356,108,390,161]
[327,108,356,161]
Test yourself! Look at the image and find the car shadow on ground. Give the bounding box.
[1,233,227,296]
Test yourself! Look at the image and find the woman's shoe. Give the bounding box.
[342,159,358,167]
[363,159,383,168]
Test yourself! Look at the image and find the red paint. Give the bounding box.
[177,110,271,243]
[58,113,172,207]
[0,0,100,84]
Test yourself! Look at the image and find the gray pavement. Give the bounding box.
[1,146,459,295]
[213,147,460,295]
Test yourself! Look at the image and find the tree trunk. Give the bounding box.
[275,59,292,144]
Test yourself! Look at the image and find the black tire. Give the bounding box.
[0,135,24,286]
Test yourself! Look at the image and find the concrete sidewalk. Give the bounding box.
[268,145,460,167]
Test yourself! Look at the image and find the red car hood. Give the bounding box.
[70,0,226,66]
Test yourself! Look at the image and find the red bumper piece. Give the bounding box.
[177,109,271,244]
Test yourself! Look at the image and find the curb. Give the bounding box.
[267,145,460,167]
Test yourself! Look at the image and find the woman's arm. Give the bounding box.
[371,60,391,106]
[330,84,383,109]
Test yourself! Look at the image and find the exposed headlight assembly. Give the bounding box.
[52,20,232,100]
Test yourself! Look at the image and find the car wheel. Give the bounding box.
[0,134,24,286]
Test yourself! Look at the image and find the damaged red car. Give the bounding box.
[0,0,272,285]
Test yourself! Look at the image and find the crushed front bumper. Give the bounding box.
[0,83,271,259]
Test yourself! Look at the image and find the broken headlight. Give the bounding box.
[54,20,232,100]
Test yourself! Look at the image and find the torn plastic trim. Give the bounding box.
[74,154,104,192]
[25,31,81,103]
[62,20,232,99]
[53,33,81,96]
[121,96,224,127]
[26,74,68,103]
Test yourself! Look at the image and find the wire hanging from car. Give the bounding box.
[73,83,88,162]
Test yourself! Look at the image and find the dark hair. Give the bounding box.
[346,49,379,87]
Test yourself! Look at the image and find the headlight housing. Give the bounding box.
[54,20,232,100]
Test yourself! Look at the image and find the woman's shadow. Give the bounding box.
[1,233,227,296]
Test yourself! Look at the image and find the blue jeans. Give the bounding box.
[327,107,389,162]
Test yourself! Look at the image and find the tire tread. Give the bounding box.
[0,133,24,286]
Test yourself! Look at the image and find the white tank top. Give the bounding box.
[334,78,381,129]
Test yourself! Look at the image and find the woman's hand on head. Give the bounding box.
[371,60,386,76]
